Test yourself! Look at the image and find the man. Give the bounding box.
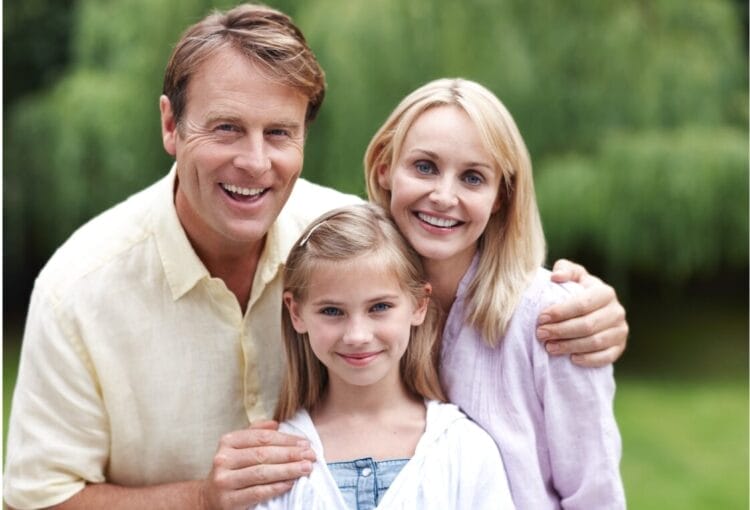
[4,5,627,510]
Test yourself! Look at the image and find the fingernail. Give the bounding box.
[297,439,310,448]
[537,328,550,340]
[538,314,551,325]
[300,460,312,473]
[545,342,559,354]
[302,448,316,461]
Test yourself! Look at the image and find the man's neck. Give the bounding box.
[197,241,264,313]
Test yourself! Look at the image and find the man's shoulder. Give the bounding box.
[285,178,364,221]
[37,177,165,293]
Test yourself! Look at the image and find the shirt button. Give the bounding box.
[361,467,372,477]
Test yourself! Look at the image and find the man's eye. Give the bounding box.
[320,307,343,316]
[216,124,239,133]
[267,128,291,137]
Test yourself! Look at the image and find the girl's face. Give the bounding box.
[284,255,428,390]
[378,106,501,272]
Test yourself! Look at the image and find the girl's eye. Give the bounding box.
[463,172,484,186]
[415,161,435,175]
[370,302,392,313]
[320,307,343,317]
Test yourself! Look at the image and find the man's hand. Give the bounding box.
[537,259,628,368]
[201,420,316,510]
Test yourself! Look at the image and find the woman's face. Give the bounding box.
[378,106,501,272]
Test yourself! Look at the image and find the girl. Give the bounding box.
[365,78,626,509]
[256,203,515,509]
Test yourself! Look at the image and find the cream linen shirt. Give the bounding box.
[4,166,361,509]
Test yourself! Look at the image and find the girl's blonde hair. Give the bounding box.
[365,78,546,346]
[274,203,445,422]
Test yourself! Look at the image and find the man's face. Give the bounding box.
[160,47,308,255]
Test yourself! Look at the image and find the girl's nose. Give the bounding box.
[342,315,374,345]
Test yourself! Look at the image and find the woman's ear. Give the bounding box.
[376,163,392,191]
[283,291,307,333]
[411,284,432,326]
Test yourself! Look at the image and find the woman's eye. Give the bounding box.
[320,307,343,317]
[415,161,435,175]
[463,172,484,185]
[370,302,392,313]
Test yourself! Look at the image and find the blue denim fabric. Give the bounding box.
[327,457,409,510]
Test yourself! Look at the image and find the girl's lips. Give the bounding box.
[337,351,381,367]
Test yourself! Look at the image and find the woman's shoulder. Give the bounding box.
[518,267,582,313]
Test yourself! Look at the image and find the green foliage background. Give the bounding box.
[5,0,748,299]
[4,0,748,507]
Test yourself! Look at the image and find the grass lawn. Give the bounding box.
[616,377,748,509]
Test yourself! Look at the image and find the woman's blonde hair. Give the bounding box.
[274,203,445,422]
[365,78,546,346]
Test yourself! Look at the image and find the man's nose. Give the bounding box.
[233,133,271,176]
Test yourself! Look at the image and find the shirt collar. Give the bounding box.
[153,164,210,300]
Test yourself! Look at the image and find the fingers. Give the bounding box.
[222,427,310,450]
[538,283,618,334]
[549,258,590,284]
[571,343,627,369]
[542,321,628,365]
[203,428,317,510]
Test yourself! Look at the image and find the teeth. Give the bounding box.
[418,212,459,228]
[221,183,265,196]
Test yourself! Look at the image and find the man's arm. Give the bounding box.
[43,422,314,510]
[536,259,628,368]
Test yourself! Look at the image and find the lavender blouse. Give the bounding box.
[440,259,625,509]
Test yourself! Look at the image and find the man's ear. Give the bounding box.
[376,163,392,191]
[159,95,178,156]
[283,291,307,333]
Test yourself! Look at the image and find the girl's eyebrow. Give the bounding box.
[310,293,402,307]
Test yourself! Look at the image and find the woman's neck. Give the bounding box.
[423,252,474,314]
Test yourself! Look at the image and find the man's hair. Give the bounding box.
[364,78,546,346]
[162,3,326,127]
[275,203,445,422]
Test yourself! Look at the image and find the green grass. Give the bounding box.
[616,377,748,509]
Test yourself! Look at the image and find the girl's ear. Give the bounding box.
[376,163,392,191]
[283,291,308,333]
[411,284,431,326]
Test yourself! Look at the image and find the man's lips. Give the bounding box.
[220,182,267,201]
